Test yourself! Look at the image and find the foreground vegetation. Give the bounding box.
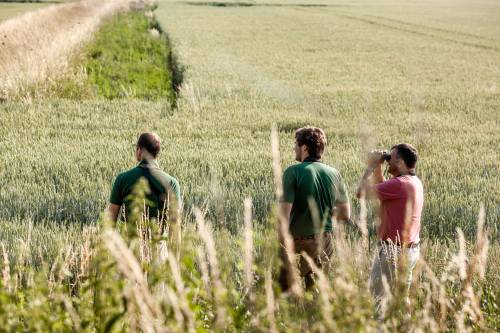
[0,188,497,331]
[0,0,498,331]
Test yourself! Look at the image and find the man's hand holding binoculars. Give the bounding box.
[357,150,389,198]
[367,150,391,170]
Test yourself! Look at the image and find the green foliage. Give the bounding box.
[0,214,497,331]
[84,9,175,102]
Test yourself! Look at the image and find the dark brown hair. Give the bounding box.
[137,132,161,158]
[391,143,418,168]
[295,127,327,159]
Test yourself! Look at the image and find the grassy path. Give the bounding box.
[0,3,49,22]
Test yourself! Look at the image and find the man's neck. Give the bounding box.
[303,155,320,162]
[139,157,157,166]
[396,167,416,176]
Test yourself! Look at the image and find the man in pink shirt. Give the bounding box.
[357,143,423,319]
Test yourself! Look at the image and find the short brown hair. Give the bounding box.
[295,127,327,159]
[391,143,418,168]
[137,132,161,158]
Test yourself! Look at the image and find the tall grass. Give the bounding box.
[0,186,497,331]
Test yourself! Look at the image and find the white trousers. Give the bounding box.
[369,243,420,319]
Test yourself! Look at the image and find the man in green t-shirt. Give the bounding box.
[279,126,351,291]
[107,132,182,258]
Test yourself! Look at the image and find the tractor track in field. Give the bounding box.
[335,13,500,53]
[363,14,499,43]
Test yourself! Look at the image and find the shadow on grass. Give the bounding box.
[151,20,185,109]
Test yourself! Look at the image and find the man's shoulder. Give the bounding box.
[310,162,342,178]
[285,161,340,174]
[380,177,402,186]
[116,166,142,182]
[284,163,299,172]
[151,168,179,184]
[317,162,340,173]
[403,175,424,190]
[149,168,181,196]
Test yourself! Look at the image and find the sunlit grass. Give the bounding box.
[0,0,498,330]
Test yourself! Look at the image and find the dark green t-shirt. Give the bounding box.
[110,160,181,220]
[281,157,348,237]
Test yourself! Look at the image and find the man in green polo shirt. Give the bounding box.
[107,132,182,257]
[279,126,351,291]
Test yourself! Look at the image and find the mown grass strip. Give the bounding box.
[84,8,177,104]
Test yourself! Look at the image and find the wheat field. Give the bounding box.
[0,0,498,331]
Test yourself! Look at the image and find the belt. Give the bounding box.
[378,240,420,249]
[293,231,332,241]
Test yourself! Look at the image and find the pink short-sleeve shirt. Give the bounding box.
[374,175,424,244]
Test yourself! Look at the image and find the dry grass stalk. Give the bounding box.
[60,294,82,331]
[455,229,468,280]
[124,285,139,333]
[196,246,210,294]
[301,252,337,331]
[421,282,438,332]
[0,0,128,100]
[270,126,283,201]
[167,249,195,333]
[357,197,369,249]
[165,188,182,262]
[103,229,168,333]
[1,243,10,292]
[243,197,254,296]
[155,278,184,332]
[264,269,278,333]
[163,285,184,330]
[137,214,153,264]
[466,205,489,282]
[194,208,229,328]
[78,226,97,281]
[459,205,489,327]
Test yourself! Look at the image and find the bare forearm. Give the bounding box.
[357,166,383,199]
[107,204,120,222]
[334,202,351,222]
[356,168,373,199]
[278,202,292,242]
[372,164,384,184]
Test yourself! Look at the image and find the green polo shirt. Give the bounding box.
[110,160,181,219]
[281,157,348,237]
